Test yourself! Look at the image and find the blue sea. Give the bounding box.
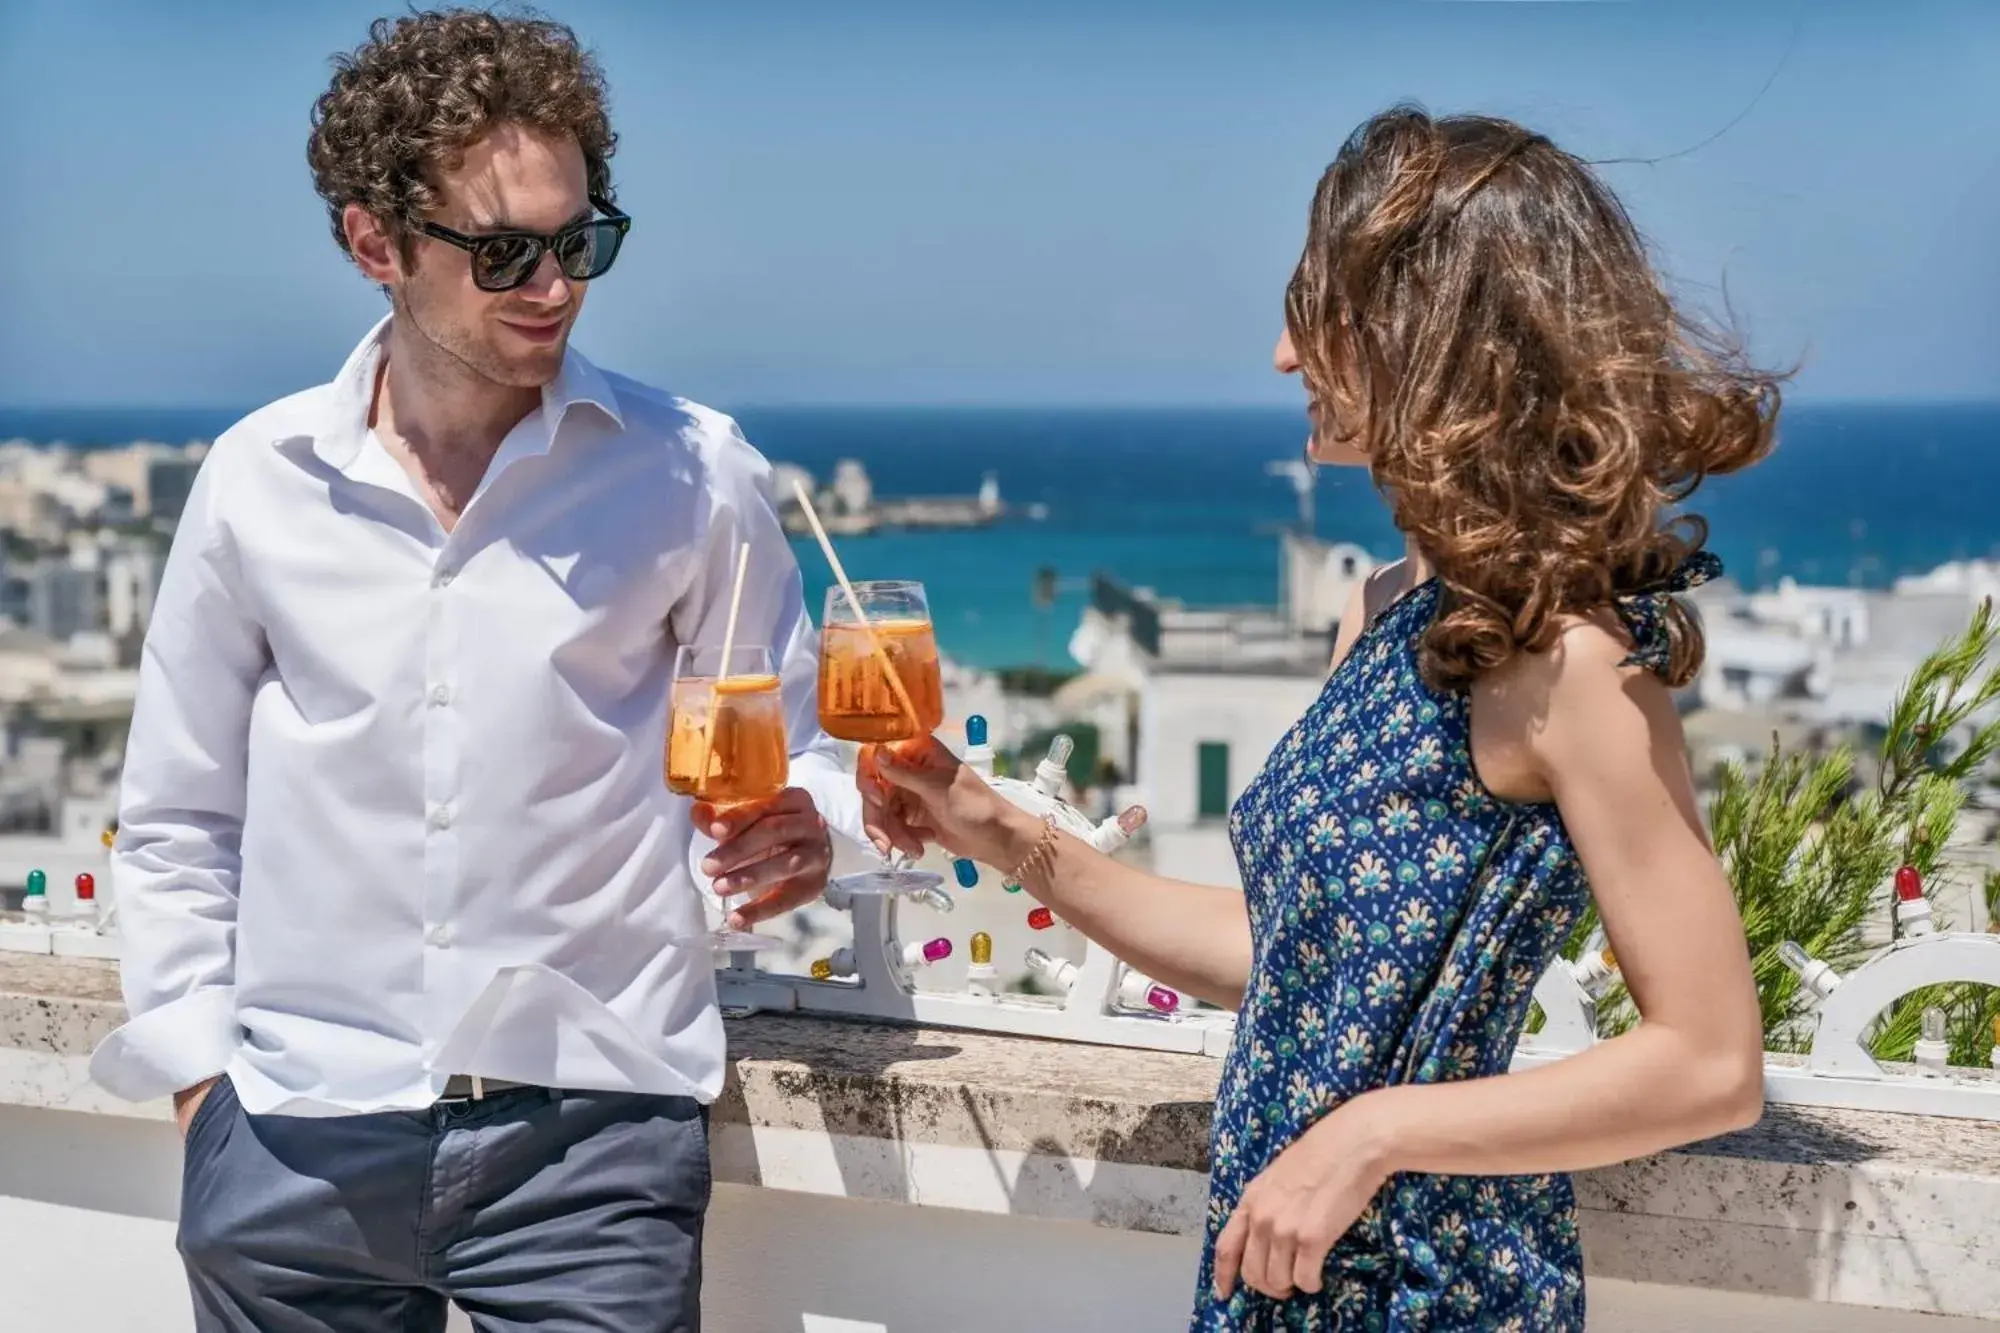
[4,402,1997,670]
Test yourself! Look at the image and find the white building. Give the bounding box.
[1070,530,1372,888]
[1686,571,1991,731]
[829,458,874,517]
[1136,662,1327,886]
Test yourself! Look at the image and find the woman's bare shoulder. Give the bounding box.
[1329,559,1412,673]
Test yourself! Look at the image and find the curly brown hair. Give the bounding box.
[307,7,617,260]
[1286,105,1781,692]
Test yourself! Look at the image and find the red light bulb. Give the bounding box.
[1027,906,1055,931]
[74,872,95,901]
[1894,865,1924,902]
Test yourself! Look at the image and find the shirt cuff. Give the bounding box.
[789,750,869,852]
[87,987,240,1103]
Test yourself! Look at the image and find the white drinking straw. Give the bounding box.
[788,477,921,729]
[694,541,752,796]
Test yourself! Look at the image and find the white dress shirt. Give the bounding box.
[89,315,863,1115]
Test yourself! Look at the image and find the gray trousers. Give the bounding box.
[177,1076,710,1332]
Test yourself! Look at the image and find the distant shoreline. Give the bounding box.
[4,397,1999,451]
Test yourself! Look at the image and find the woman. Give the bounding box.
[863,105,1774,1330]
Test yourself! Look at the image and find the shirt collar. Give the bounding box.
[294,313,625,473]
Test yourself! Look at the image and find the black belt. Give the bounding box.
[437,1074,535,1103]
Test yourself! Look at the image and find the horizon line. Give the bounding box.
[5,394,1998,415]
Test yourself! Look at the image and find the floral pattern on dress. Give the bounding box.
[1191,568,1706,1332]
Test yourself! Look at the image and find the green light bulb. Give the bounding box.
[24,869,46,896]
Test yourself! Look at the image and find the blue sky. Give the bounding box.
[1,1,1994,408]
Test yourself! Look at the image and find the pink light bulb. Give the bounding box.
[1145,985,1180,1014]
[921,937,952,965]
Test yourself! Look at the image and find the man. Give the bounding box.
[88,11,857,1331]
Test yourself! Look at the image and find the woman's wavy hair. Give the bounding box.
[1286,105,1782,691]
[307,7,617,263]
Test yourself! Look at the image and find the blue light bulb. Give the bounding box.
[953,858,980,888]
[965,715,988,746]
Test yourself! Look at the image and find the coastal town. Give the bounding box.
[1,432,1994,944]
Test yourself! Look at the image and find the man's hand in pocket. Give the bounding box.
[174,1077,220,1138]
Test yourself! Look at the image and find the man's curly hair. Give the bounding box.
[1287,104,1781,692]
[307,7,617,260]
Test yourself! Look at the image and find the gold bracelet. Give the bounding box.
[1004,813,1061,889]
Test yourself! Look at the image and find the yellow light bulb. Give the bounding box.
[101,828,115,849]
[810,958,833,981]
[970,932,993,966]
[1599,945,1617,973]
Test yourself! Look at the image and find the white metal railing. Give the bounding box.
[717,721,2000,1123]
[11,721,1997,1121]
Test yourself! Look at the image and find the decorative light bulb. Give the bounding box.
[897,937,951,968]
[1024,946,1054,973]
[965,715,988,747]
[1027,906,1055,931]
[74,873,95,902]
[1892,864,1935,938]
[910,885,955,914]
[1777,940,1811,975]
[1894,865,1924,902]
[969,932,993,966]
[100,828,115,849]
[953,858,980,888]
[1570,946,1618,995]
[24,869,46,896]
[1921,1007,1948,1045]
[1116,805,1149,834]
[1045,734,1073,769]
[1002,879,1023,894]
[810,958,834,981]
[1115,968,1181,1013]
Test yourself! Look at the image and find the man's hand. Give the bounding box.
[696,787,834,930]
[173,1076,221,1139]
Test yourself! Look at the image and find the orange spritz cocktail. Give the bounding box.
[817,581,944,744]
[670,643,791,957]
[667,673,789,805]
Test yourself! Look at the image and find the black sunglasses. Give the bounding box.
[415,195,632,292]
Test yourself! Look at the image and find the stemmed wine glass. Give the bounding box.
[667,643,792,955]
[816,580,948,899]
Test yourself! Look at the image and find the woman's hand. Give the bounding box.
[861,736,1041,871]
[1211,1096,1395,1301]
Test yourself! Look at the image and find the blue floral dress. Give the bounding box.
[1192,557,1716,1331]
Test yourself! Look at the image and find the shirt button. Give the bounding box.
[426,923,453,948]
[429,805,454,830]
[429,684,452,707]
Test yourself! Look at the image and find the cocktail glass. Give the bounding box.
[817,580,948,900]
[669,643,792,956]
